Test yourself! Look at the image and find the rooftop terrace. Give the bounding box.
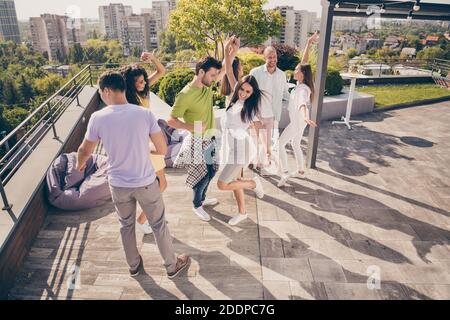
[7,99,450,300]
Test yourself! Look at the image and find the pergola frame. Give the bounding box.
[306,0,450,168]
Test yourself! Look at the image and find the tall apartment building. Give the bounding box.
[294,10,313,50]
[99,3,133,39]
[0,0,20,43]
[30,14,70,62]
[151,0,176,30]
[67,17,87,46]
[272,6,312,50]
[120,14,158,56]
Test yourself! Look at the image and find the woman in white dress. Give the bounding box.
[217,37,265,226]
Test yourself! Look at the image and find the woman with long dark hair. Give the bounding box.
[120,52,167,234]
[217,37,265,226]
[277,62,317,187]
[120,51,165,108]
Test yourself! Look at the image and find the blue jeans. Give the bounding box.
[193,164,216,208]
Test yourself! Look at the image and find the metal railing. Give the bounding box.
[345,58,449,77]
[0,65,94,210]
[431,58,450,77]
[0,60,195,212]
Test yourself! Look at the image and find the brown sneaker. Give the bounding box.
[167,254,190,279]
[129,255,143,277]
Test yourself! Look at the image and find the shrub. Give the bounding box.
[3,107,29,129]
[272,43,300,71]
[213,91,226,109]
[325,69,344,96]
[150,76,163,95]
[237,52,265,75]
[158,68,195,106]
[175,49,198,62]
[285,70,296,84]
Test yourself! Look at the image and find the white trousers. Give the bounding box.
[278,108,307,173]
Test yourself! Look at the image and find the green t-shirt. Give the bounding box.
[171,84,215,137]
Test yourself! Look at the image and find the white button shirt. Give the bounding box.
[250,64,290,121]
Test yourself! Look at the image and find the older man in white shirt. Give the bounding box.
[250,46,290,175]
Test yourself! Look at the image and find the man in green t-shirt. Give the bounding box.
[168,57,223,222]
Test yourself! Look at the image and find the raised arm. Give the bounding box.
[141,51,166,86]
[301,32,319,65]
[224,36,240,91]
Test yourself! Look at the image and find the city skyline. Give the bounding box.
[12,0,450,21]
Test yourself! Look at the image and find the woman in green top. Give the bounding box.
[120,52,167,235]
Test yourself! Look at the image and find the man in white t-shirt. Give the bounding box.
[76,71,190,278]
[250,46,290,175]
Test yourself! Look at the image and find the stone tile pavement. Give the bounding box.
[8,102,450,300]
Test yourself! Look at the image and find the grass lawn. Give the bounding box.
[357,84,450,109]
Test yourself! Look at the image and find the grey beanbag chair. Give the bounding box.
[46,152,111,211]
[158,119,188,168]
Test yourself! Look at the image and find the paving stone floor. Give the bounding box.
[8,102,450,300]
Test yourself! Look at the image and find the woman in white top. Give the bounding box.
[217,37,265,226]
[277,62,317,187]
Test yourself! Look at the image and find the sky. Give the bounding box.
[13,0,323,20]
[12,0,450,20]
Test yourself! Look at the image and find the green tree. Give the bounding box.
[271,43,300,71]
[2,79,20,105]
[0,78,3,103]
[236,51,265,74]
[169,0,283,59]
[175,49,198,62]
[158,30,193,55]
[132,46,141,58]
[3,107,29,129]
[0,105,12,134]
[83,39,124,64]
[158,31,177,54]
[347,48,358,60]
[69,43,85,64]
[18,75,35,104]
[417,47,445,60]
[33,74,65,97]
[405,35,423,51]
[373,48,399,61]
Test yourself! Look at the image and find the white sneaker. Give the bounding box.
[260,167,272,177]
[228,214,248,226]
[202,198,218,207]
[136,221,153,235]
[291,171,306,179]
[192,206,211,222]
[277,173,291,187]
[253,176,265,199]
